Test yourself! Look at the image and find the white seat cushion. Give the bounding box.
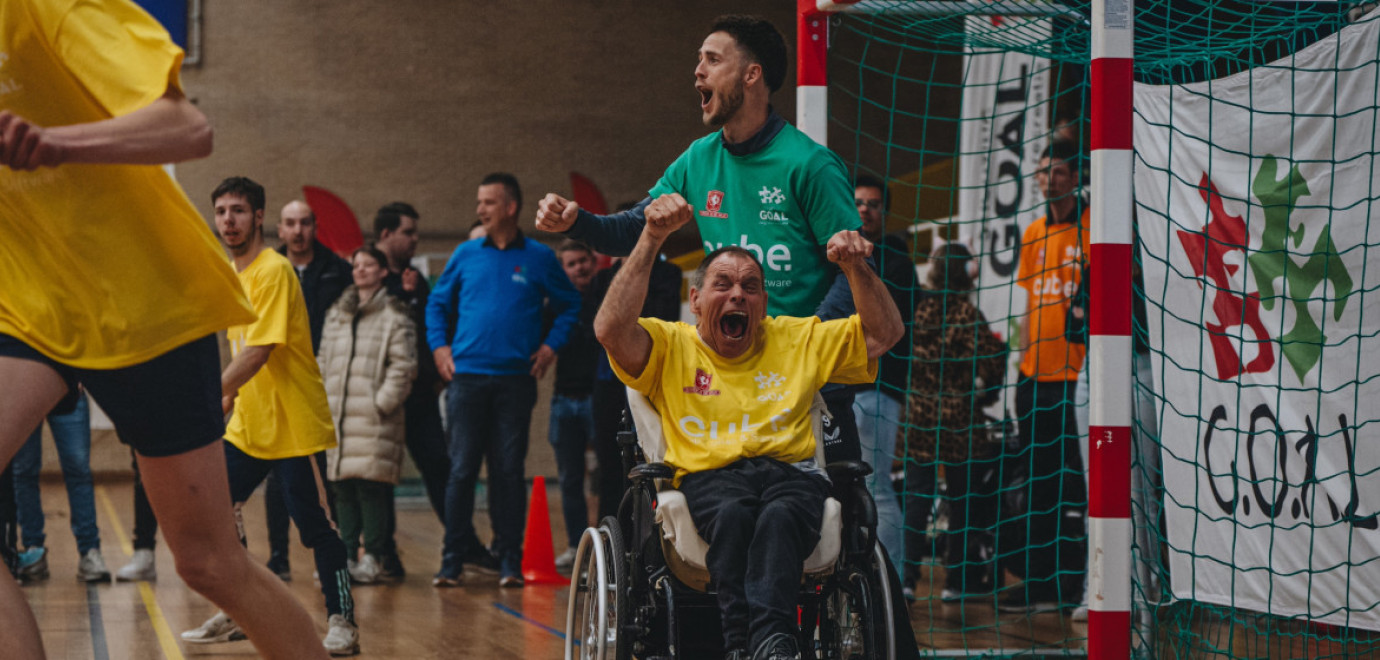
[654,490,842,576]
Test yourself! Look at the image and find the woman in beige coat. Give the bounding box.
[318,246,417,584]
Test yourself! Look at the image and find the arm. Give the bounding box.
[826,231,904,360]
[531,257,583,379]
[425,250,463,382]
[534,194,650,257]
[0,86,212,171]
[594,194,694,379]
[221,345,274,414]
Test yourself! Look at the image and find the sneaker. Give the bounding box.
[431,571,462,588]
[751,631,800,660]
[940,588,962,603]
[554,547,578,570]
[267,552,291,582]
[349,554,381,584]
[115,549,156,582]
[181,611,247,644]
[17,547,48,582]
[77,548,111,582]
[462,547,500,575]
[997,589,1064,614]
[379,554,405,580]
[322,613,360,656]
[1071,605,1090,622]
[498,573,525,588]
[902,586,916,600]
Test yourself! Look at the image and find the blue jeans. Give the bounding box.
[442,374,537,576]
[12,392,100,553]
[852,390,903,575]
[548,394,593,547]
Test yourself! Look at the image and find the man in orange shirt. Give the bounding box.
[1003,140,1090,613]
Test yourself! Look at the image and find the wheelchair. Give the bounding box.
[565,390,897,660]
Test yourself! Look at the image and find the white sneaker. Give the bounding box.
[554,547,578,570]
[322,613,360,656]
[115,549,156,582]
[181,611,246,644]
[349,554,381,584]
[1071,605,1090,622]
[77,548,111,582]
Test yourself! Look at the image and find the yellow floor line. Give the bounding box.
[96,485,185,660]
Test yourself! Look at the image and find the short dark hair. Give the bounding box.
[690,246,764,290]
[854,174,889,212]
[928,242,975,292]
[211,176,265,212]
[709,15,788,94]
[481,172,523,215]
[374,202,419,239]
[1042,140,1083,175]
[352,245,390,270]
[556,239,594,259]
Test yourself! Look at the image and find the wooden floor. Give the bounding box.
[18,478,1089,659]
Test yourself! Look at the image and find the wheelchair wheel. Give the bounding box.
[599,516,632,660]
[564,520,629,660]
[819,564,890,660]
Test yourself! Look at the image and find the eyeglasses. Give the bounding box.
[855,199,883,210]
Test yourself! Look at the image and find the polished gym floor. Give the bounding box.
[19,478,1087,659]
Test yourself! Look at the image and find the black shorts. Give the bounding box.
[0,333,224,458]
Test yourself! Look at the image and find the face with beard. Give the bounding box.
[214,193,262,258]
[696,31,750,128]
[690,251,768,360]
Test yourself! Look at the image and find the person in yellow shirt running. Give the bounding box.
[176,177,359,656]
[0,1,327,658]
[596,195,903,660]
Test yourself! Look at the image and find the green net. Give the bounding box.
[827,1,1378,657]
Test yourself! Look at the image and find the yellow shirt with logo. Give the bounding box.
[611,315,876,485]
[225,250,336,460]
[0,0,254,368]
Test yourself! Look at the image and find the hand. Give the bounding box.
[221,393,236,416]
[644,193,694,240]
[1070,305,1086,320]
[402,268,419,292]
[0,111,65,171]
[825,230,874,269]
[529,344,557,379]
[433,346,455,383]
[535,193,581,233]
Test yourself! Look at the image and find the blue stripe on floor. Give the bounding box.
[87,582,110,660]
[491,601,579,645]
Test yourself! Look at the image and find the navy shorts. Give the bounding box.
[0,333,224,458]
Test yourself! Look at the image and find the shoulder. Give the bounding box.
[248,249,296,284]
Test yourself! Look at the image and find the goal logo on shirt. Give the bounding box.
[682,368,721,396]
[699,190,729,219]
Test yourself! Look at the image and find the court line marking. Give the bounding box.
[491,601,579,645]
[87,583,110,660]
[96,485,186,660]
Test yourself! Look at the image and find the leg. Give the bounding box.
[680,462,762,652]
[902,457,937,582]
[0,356,68,659]
[130,449,158,550]
[404,393,449,522]
[548,394,591,548]
[264,470,293,573]
[591,379,627,521]
[48,393,101,555]
[332,480,362,561]
[853,390,904,575]
[275,453,352,622]
[440,376,491,577]
[743,462,828,650]
[139,443,328,660]
[358,481,393,559]
[487,375,537,577]
[10,427,44,553]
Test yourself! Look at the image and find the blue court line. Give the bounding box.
[87,582,110,660]
[491,601,580,645]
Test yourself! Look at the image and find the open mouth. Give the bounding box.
[699,87,713,109]
[720,311,748,340]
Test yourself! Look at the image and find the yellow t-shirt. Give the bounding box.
[0,0,254,368]
[225,249,336,460]
[1016,208,1091,382]
[611,315,877,485]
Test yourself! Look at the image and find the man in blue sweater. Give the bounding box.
[426,173,581,587]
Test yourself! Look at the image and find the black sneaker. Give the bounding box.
[379,554,405,581]
[266,553,291,582]
[752,632,800,660]
[462,547,500,575]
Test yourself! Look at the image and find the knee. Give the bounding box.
[174,551,247,598]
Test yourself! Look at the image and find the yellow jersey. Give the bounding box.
[0,0,254,368]
[225,249,336,460]
[611,315,876,485]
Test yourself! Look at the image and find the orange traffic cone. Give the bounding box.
[521,475,566,585]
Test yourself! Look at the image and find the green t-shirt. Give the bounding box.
[649,123,859,317]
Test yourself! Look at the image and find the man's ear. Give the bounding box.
[743,62,762,88]
[688,287,701,318]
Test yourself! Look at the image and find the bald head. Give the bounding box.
[278,200,317,262]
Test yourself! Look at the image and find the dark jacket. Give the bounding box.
[384,268,442,396]
[276,241,352,353]
[870,233,920,401]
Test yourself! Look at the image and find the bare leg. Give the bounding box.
[137,443,328,660]
[0,356,69,659]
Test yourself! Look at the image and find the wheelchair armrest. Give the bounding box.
[628,462,676,481]
[824,460,873,485]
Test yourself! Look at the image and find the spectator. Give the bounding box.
[547,240,599,568]
[426,173,581,587]
[319,246,418,584]
[10,391,110,583]
[1002,140,1090,613]
[849,175,918,575]
[900,243,1006,601]
[375,202,450,580]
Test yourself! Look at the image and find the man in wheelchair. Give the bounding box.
[594,195,903,660]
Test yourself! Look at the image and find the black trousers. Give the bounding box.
[1009,377,1086,601]
[680,458,829,652]
[129,450,158,550]
[592,379,628,521]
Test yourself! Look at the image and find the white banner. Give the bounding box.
[957,17,1050,354]
[1134,16,1380,630]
